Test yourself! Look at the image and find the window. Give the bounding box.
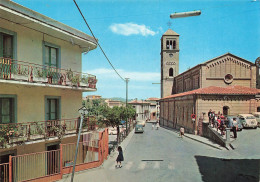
[47,99,59,120]
[0,98,14,124]
[169,68,173,77]
[166,39,176,50]
[45,96,60,120]
[45,46,58,67]
[173,41,176,49]
[43,42,60,68]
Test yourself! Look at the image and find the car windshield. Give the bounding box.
[246,116,255,119]
[136,125,143,128]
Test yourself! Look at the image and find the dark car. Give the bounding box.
[135,124,144,133]
[226,116,243,131]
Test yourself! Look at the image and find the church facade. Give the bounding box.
[159,29,260,134]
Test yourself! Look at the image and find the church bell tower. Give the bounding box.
[160,29,180,98]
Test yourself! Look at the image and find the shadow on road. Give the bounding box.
[195,156,260,182]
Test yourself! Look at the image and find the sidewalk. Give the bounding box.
[161,125,225,150]
[60,129,135,182]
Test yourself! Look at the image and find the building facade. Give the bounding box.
[105,99,123,108]
[160,53,260,134]
[129,99,150,121]
[0,0,97,161]
[145,98,160,121]
[161,29,180,98]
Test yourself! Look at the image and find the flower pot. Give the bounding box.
[80,82,89,87]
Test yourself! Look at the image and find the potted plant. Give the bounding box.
[12,67,29,81]
[71,75,80,86]
[80,75,89,87]
[33,69,48,83]
[65,69,73,86]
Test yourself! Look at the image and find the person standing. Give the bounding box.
[156,121,160,130]
[232,118,238,139]
[208,109,212,124]
[180,127,185,138]
[116,146,124,168]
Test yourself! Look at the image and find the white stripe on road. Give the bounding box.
[168,162,175,170]
[138,162,146,170]
[153,161,160,169]
[125,161,133,170]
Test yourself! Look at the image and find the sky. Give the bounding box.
[13,0,260,100]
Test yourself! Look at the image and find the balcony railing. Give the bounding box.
[0,58,97,89]
[0,117,97,149]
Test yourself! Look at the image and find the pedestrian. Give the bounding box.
[232,118,238,139]
[116,146,124,168]
[179,127,184,138]
[156,121,160,130]
[220,116,226,136]
[208,109,212,123]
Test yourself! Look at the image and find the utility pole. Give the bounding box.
[125,78,129,134]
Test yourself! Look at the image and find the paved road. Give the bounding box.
[61,123,260,182]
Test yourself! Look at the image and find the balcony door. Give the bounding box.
[0,98,14,124]
[0,33,13,59]
[46,98,59,120]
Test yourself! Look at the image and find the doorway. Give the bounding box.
[46,143,60,175]
[223,106,229,116]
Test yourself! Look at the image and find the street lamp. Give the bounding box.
[125,78,129,134]
[170,10,201,19]
[71,106,88,182]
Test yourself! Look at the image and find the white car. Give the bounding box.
[137,120,146,127]
[238,114,258,129]
[108,127,117,135]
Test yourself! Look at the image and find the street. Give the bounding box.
[61,123,260,182]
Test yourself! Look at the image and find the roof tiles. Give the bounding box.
[162,86,259,100]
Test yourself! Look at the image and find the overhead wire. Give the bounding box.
[73,0,126,82]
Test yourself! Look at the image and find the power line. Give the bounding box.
[73,0,126,82]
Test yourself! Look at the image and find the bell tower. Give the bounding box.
[160,29,180,98]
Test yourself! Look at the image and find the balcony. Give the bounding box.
[0,58,97,91]
[0,117,98,149]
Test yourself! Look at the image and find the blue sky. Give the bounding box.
[13,0,260,100]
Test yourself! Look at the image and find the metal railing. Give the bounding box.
[109,121,136,154]
[0,163,9,182]
[12,150,61,182]
[0,57,97,89]
[61,140,99,167]
[0,118,91,148]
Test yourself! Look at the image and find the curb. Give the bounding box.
[161,126,223,150]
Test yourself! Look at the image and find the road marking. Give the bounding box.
[125,161,133,170]
[153,161,160,169]
[168,162,175,170]
[138,162,146,170]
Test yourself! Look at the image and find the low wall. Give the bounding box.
[202,122,228,148]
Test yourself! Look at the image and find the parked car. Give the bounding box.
[237,114,258,129]
[137,120,146,127]
[226,116,243,131]
[135,124,144,133]
[252,112,260,127]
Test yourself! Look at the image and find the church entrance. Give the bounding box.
[223,106,229,116]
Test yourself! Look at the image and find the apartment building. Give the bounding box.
[0,0,98,162]
[129,99,150,121]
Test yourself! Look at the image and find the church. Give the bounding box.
[159,29,260,134]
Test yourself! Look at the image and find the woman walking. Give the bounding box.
[116,146,124,168]
[156,121,160,130]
